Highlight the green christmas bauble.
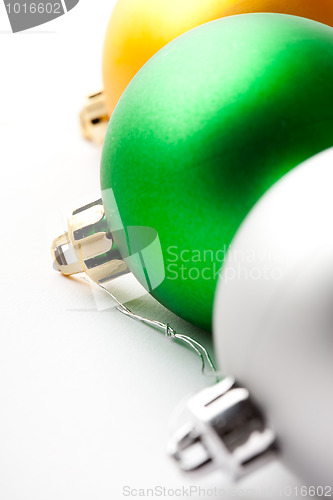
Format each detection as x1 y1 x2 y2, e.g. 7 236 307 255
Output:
101 13 333 331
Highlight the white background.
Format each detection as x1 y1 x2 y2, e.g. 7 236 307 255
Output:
0 1 312 499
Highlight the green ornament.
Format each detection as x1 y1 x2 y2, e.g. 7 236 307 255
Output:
101 13 333 331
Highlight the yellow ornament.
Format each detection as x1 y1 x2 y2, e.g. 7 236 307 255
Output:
102 0 333 116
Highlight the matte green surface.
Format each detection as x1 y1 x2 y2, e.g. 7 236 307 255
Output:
101 14 333 331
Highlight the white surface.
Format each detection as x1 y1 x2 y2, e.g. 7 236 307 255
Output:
0 2 312 499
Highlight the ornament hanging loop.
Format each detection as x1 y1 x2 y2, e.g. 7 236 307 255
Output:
80 91 109 144
51 199 129 283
